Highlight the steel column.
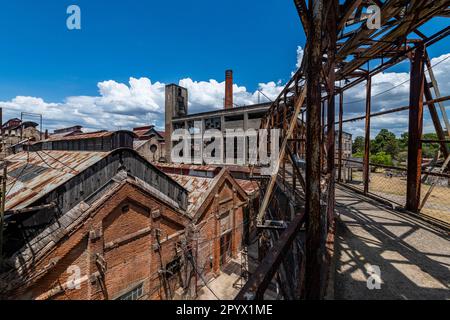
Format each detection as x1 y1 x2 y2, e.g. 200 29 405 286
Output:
363 76 372 194
304 0 326 300
406 44 425 212
338 91 344 182
326 0 337 228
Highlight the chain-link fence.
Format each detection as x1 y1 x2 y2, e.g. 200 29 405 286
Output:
420 172 450 224
339 158 450 225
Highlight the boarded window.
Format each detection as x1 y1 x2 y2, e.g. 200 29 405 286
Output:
220 212 232 234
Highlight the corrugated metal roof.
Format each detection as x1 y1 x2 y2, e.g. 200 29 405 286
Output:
168 174 215 216
133 140 148 150
235 179 259 196
133 129 151 138
167 171 258 216
49 130 111 141
47 131 80 141
44 130 137 143
4 150 111 211
157 163 219 172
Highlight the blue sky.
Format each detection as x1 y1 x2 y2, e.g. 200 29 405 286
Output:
0 0 304 102
0 1 448 135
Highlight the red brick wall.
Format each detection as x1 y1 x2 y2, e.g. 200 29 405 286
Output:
7 176 253 300
9 182 187 300
193 179 247 283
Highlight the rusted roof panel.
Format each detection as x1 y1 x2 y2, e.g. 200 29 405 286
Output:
168 174 216 216
236 179 259 196
48 130 111 141
133 129 150 138
4 150 111 211
133 140 148 150
44 130 137 143
157 163 219 172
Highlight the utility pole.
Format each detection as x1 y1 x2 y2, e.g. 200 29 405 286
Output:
155 229 171 300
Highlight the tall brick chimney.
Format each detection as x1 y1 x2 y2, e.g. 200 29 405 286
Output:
225 70 233 109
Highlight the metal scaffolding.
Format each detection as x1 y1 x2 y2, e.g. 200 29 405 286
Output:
236 0 450 300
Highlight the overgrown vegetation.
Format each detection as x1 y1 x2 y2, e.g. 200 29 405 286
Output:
352 129 440 166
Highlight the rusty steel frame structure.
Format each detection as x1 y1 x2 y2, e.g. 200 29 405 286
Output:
236 0 450 300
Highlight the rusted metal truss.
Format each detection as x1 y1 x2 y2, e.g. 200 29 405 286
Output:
236 0 450 300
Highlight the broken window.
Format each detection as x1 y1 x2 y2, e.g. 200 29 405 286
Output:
116 283 144 300
220 211 232 235
165 256 182 279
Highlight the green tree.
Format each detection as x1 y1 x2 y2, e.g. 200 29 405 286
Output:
399 132 408 149
370 151 393 166
353 136 365 155
371 129 399 158
422 133 440 158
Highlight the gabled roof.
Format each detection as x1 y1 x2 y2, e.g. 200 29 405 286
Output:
3 149 186 213
9 121 39 131
0 171 190 296
4 150 111 211
133 126 165 141
168 168 249 222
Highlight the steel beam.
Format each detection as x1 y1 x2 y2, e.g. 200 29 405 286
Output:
235 212 306 300
424 84 449 159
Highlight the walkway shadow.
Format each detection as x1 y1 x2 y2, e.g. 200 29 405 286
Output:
334 188 450 300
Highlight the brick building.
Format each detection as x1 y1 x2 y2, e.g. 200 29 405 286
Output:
167 168 258 286
1 118 42 156
132 126 166 163
0 132 258 300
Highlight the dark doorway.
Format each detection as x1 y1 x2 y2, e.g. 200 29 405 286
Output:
220 232 232 267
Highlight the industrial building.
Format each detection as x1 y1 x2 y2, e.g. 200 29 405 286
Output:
0 118 43 156
164 70 273 164
1 0 449 302
0 131 258 300
132 125 167 163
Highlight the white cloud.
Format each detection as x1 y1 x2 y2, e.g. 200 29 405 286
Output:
340 53 450 138
0 76 285 132
291 46 304 76
0 48 448 137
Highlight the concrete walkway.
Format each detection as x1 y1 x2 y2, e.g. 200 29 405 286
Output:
334 187 450 300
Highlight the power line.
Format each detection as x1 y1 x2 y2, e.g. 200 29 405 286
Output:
37 149 78 174
343 55 450 105
5 152 31 197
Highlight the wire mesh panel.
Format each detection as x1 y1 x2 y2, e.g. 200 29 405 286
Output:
368 164 407 207
420 173 450 224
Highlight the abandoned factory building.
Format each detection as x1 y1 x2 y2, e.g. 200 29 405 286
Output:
0 131 258 300
164 70 273 164
132 125 167 163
